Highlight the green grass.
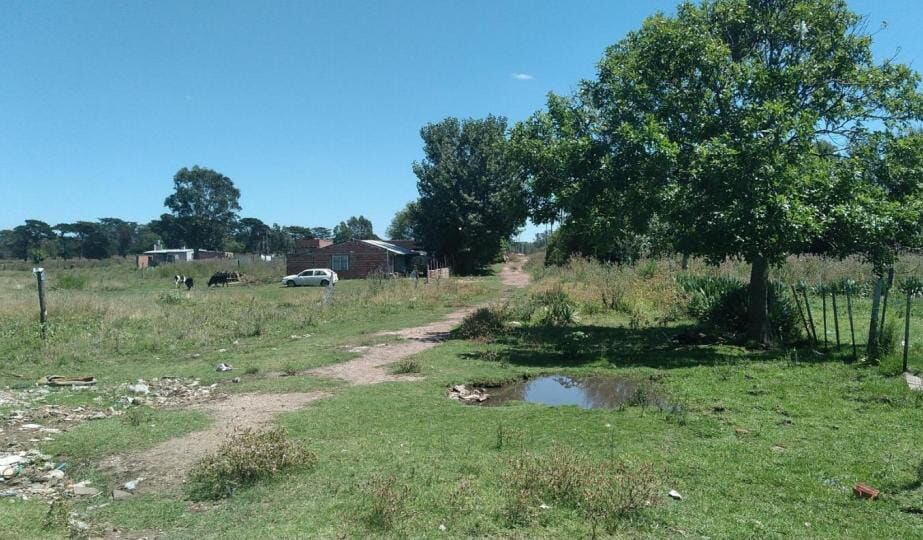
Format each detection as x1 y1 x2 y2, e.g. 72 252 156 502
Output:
2 254 923 538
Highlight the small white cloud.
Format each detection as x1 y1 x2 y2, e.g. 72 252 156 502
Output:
511 72 534 81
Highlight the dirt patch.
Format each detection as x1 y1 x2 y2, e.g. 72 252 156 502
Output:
307 306 473 385
499 256 531 288
99 392 325 493
308 259 531 385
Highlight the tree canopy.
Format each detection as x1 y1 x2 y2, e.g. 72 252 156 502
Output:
386 202 420 241
164 166 241 251
515 0 922 344
412 116 527 274
333 216 377 243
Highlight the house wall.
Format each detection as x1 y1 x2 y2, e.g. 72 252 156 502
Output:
287 240 393 279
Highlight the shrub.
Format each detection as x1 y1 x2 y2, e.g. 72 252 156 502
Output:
54 274 88 290
185 428 316 501
677 276 801 342
502 445 659 531
531 287 576 327
389 359 421 374
454 305 509 341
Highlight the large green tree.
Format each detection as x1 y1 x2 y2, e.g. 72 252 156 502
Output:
164 166 241 251
519 0 921 344
386 202 420 241
8 220 55 261
235 217 271 253
413 116 527 273
333 216 376 243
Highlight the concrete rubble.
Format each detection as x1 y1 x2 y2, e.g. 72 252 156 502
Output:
1 376 223 502
447 384 489 403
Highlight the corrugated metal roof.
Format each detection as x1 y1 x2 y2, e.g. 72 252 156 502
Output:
143 249 194 255
360 239 417 255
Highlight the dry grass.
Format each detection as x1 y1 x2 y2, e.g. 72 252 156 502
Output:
185 427 316 501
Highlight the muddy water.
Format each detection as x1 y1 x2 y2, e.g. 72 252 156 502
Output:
482 375 663 409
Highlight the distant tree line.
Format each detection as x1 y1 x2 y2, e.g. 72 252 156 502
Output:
0 165 374 262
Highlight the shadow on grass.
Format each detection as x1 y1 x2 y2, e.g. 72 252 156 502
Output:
475 323 859 371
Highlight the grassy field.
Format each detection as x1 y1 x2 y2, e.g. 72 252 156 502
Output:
2 254 922 538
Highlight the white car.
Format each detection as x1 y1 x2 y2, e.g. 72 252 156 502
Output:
282 268 338 287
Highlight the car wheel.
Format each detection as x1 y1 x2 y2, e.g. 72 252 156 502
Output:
286 280 296 287
320 279 330 287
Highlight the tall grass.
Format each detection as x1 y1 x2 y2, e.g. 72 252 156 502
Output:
0 260 491 375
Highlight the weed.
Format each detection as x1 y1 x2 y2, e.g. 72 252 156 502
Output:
359 473 411 531
493 422 525 451
501 445 660 532
54 274 88 290
532 287 576 327
185 427 316 501
282 363 300 376
121 405 150 427
390 358 421 374
42 499 69 531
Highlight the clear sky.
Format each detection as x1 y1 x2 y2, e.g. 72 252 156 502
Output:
1 0 920 240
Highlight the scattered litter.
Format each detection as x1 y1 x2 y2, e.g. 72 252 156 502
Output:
853 484 879 500
218 348 227 353
232 377 241 384
904 372 923 391
128 382 150 394
72 484 100 497
438 523 447 532
123 478 141 491
447 384 489 403
668 489 683 500
539 503 551 509
216 363 234 372
36 375 97 387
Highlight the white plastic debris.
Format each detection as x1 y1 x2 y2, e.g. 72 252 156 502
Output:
668 489 683 500
128 382 150 394
215 363 234 372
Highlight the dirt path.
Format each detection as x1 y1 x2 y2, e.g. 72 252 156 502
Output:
307 255 531 385
98 258 530 493
99 392 326 493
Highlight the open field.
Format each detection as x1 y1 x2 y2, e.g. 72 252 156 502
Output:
1 254 922 538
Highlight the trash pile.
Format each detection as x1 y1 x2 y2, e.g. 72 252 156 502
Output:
0 449 70 500
118 377 224 407
447 384 489 403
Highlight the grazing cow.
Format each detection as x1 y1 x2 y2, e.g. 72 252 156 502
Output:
184 277 194 290
208 271 230 287
174 275 187 289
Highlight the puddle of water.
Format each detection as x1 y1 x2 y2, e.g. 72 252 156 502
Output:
482 375 663 409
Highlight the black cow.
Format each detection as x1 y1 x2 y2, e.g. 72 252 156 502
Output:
208 271 230 287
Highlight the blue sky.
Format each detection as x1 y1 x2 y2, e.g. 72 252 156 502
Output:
1 0 920 241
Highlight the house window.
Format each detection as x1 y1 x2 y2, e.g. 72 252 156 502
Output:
331 255 349 271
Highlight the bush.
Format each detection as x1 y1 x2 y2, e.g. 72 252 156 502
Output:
677 276 801 342
185 428 316 501
502 445 659 531
389 359 421 374
453 305 509 341
531 287 576 327
54 274 88 290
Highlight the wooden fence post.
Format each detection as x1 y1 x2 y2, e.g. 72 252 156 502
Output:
831 291 841 347
846 283 857 361
904 290 913 373
867 278 883 359
33 267 47 339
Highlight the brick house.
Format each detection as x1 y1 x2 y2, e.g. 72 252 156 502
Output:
286 239 426 279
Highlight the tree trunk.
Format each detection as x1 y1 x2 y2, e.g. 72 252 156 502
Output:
747 256 772 346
